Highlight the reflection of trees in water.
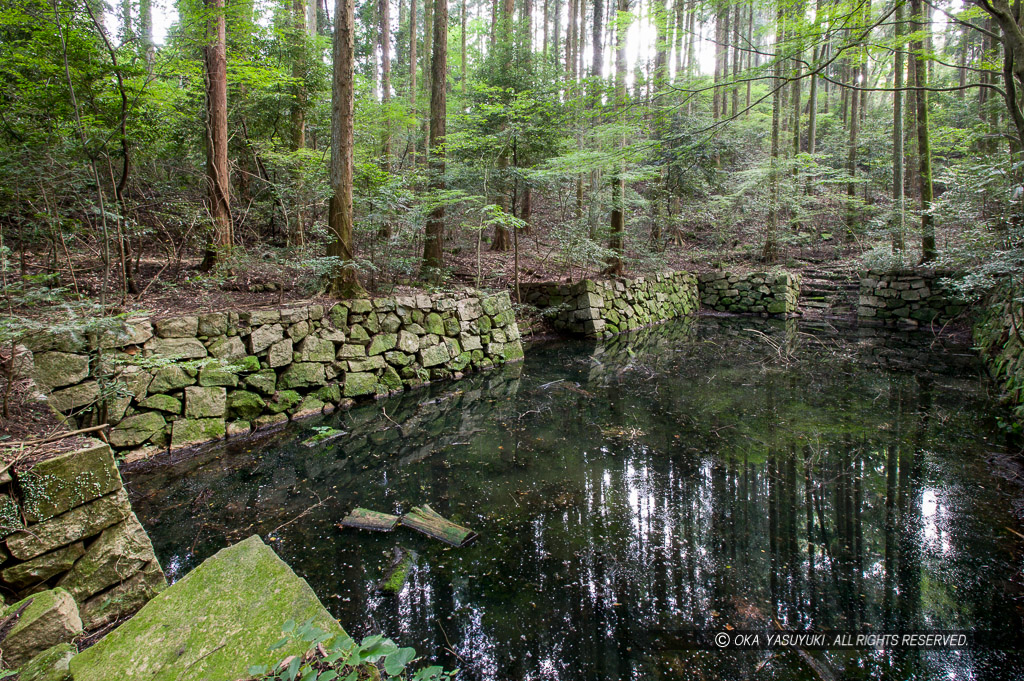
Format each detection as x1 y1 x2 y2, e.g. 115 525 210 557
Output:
129 318 1021 680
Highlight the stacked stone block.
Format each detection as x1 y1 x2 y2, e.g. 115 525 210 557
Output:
697 271 801 316
857 269 963 326
25 290 523 459
520 271 699 338
0 442 166 636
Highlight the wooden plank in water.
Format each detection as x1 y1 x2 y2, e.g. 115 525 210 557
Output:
337 507 400 532
401 504 477 547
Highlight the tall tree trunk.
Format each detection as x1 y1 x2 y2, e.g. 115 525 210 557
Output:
290 0 309 247
846 62 860 234
568 0 578 82
328 0 365 296
592 0 604 81
490 0 516 251
409 0 417 165
422 0 433 155
139 0 154 62
200 0 232 271
910 0 935 261
422 0 448 278
892 0 905 252
731 2 740 117
653 0 668 92
762 5 782 263
606 0 629 275
461 0 468 92
673 0 684 79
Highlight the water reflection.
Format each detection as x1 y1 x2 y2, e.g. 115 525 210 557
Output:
127 317 1024 680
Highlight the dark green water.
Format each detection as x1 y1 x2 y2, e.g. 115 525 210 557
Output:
128 317 1024 681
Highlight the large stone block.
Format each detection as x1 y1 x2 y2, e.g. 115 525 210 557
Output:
17 443 122 523
7 489 132 561
170 418 226 449
32 352 90 391
154 316 198 338
207 336 246 360
79 560 167 630
367 333 397 356
47 381 99 413
248 324 284 354
266 338 293 368
144 337 207 360
69 536 344 681
184 386 226 418
244 370 277 395
1 542 85 590
149 365 195 393
420 343 450 367
198 362 238 387
197 313 228 337
57 514 159 602
296 336 334 362
343 372 378 397
228 390 266 420
278 362 325 389
3 588 83 668
109 411 167 448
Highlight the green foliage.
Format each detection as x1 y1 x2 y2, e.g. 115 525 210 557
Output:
247 619 455 681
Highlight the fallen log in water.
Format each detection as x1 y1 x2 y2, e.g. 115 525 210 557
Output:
337 507 400 532
401 504 478 547
377 546 417 593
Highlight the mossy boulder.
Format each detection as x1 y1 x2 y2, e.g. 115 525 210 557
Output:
265 390 302 415
69 536 344 681
343 372 377 397
3 588 82 668
170 418 226 449
139 394 182 415
228 390 266 420
16 642 76 681
244 369 277 395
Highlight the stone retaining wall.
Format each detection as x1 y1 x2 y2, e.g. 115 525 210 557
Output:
857 269 963 326
519 271 699 338
0 441 166 638
697 271 801 316
25 291 523 459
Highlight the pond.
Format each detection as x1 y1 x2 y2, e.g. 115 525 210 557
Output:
127 316 1024 681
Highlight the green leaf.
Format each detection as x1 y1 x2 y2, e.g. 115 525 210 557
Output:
384 647 416 676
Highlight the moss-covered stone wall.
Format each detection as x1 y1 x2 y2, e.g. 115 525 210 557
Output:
697 271 801 316
25 290 523 459
519 271 699 338
0 441 166 634
857 269 963 327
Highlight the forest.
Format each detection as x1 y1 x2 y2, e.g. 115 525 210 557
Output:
4 0 1024 308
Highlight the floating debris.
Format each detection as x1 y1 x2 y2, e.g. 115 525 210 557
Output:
377 546 417 594
337 507 400 532
301 427 347 447
402 504 478 547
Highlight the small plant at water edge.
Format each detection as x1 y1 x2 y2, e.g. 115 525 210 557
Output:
248 619 457 681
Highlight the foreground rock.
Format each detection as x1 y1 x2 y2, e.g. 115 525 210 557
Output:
2 588 82 668
70 535 345 681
